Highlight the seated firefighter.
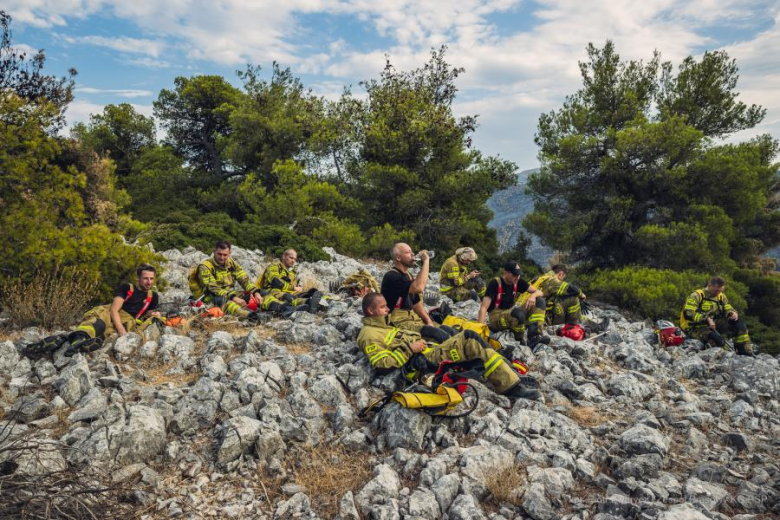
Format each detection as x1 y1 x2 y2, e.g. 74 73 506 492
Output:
23 264 163 358
477 261 550 349
681 276 756 357
358 293 541 400
528 264 584 325
189 241 265 321
257 249 324 313
439 247 486 302
381 243 455 343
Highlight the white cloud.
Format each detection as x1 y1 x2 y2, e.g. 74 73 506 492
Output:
75 87 153 97
64 99 154 128
12 43 40 56
126 57 172 68
67 35 166 57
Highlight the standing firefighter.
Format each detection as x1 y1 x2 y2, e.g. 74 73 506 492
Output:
439 247 486 302
477 261 550 349
358 293 541 400
257 249 324 313
23 264 162 358
189 241 264 321
681 276 756 357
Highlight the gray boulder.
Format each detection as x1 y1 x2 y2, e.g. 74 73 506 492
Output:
620 424 670 457
448 493 486 520
113 332 141 361
216 416 262 463
116 406 167 465
355 464 400 516
377 403 432 450
408 488 441 519
657 503 710 520
53 355 93 406
683 477 729 511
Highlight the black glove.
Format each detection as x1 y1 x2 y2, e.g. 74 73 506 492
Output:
401 353 437 380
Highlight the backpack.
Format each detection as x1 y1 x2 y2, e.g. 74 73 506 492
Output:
188 259 213 298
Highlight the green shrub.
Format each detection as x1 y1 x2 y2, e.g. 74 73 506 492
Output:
365 223 417 259
579 266 748 321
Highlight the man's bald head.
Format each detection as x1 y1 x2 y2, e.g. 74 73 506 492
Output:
391 242 415 268
281 249 298 268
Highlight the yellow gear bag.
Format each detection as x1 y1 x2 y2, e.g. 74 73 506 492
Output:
442 315 503 351
391 385 463 415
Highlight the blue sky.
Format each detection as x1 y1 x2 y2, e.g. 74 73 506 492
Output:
5 0 780 171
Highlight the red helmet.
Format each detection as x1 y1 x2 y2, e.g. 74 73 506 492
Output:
246 298 259 312
655 320 684 347
557 324 586 341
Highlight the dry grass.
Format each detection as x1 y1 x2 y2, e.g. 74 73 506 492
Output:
289 444 373 517
133 361 201 388
0 268 98 330
562 405 613 428
51 407 72 439
284 342 313 355
485 462 527 506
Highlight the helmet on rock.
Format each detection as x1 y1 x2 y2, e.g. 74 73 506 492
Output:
557 324 585 341
655 320 684 347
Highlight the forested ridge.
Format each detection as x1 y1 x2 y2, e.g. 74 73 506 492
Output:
0 12 778 351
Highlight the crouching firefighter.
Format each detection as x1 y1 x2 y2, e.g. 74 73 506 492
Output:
189 240 266 321
680 276 756 357
22 264 163 359
439 247 486 302
256 249 325 313
477 261 550 350
358 293 542 401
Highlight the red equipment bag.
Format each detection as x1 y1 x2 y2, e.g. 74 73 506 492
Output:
557 324 586 341
655 320 684 346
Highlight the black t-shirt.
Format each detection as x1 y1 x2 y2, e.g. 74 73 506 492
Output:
114 283 160 317
484 277 530 312
381 268 421 310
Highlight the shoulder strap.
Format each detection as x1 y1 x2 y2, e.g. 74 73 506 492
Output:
494 277 503 305
125 282 134 299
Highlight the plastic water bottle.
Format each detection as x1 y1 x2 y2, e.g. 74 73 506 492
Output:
414 250 435 260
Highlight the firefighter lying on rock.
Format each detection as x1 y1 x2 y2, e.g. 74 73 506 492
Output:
22 264 163 358
358 293 542 400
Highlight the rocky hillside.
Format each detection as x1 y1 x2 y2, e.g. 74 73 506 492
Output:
1 246 779 519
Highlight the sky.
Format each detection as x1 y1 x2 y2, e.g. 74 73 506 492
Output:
4 0 780 171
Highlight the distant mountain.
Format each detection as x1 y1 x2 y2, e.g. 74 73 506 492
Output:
487 168 554 266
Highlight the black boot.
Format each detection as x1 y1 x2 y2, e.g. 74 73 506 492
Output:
504 383 543 401
307 291 323 313
64 332 103 356
735 342 757 358
528 324 550 351
21 334 68 359
247 312 271 324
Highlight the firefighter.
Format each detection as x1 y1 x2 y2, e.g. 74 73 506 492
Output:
681 276 756 357
22 264 163 358
381 243 455 343
477 261 550 349
190 240 264 320
256 249 324 312
528 264 584 325
358 293 541 400
439 247 486 302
